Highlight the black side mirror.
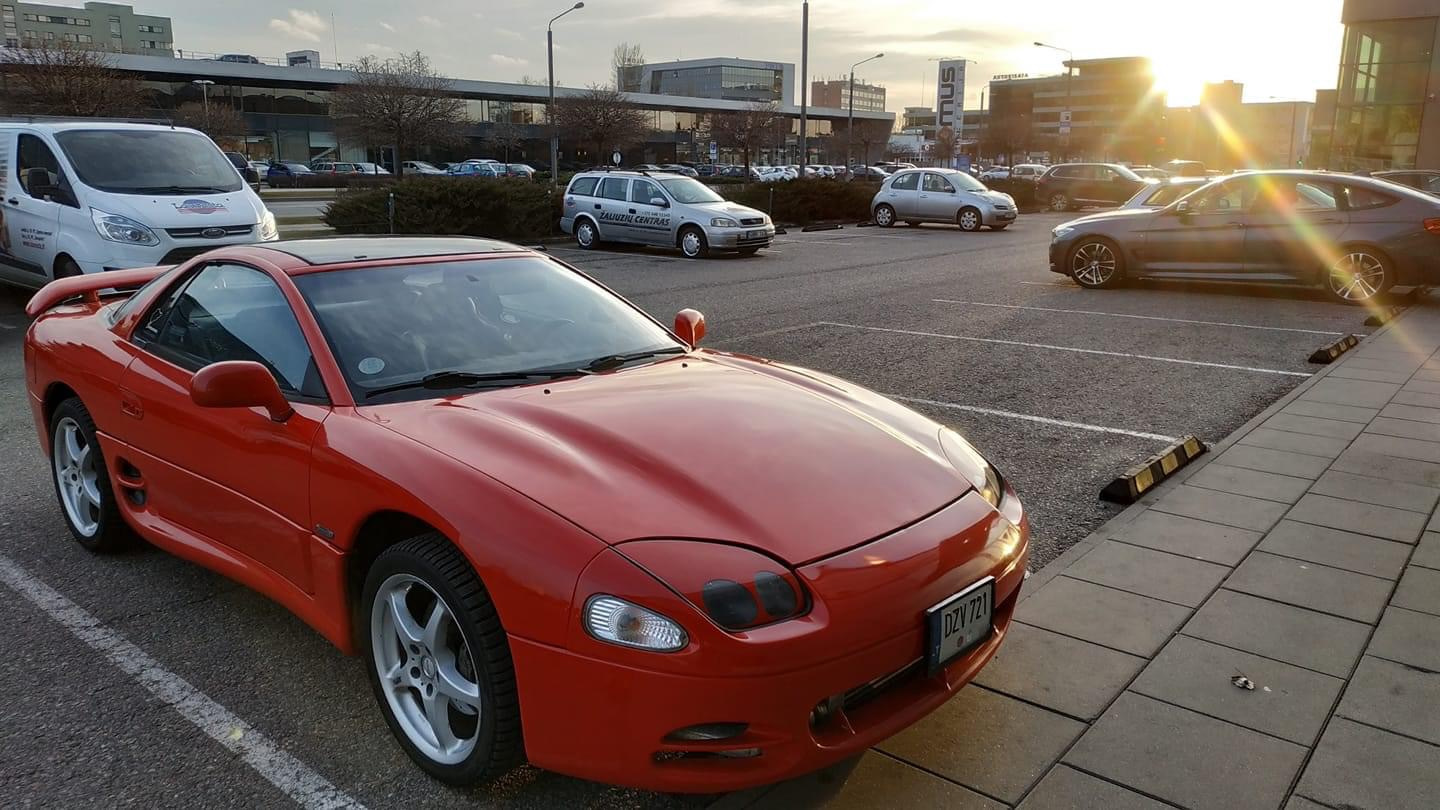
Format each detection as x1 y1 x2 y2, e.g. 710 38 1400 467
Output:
26 167 55 198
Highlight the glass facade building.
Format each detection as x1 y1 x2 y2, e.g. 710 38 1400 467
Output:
617 58 796 107
1332 13 1437 169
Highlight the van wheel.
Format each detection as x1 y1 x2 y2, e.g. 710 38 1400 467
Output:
679 226 709 259
55 257 83 280
573 218 599 250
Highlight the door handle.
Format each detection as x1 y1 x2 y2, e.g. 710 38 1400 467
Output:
5 198 16 205
628 208 637 214
120 390 144 419
594 204 602 210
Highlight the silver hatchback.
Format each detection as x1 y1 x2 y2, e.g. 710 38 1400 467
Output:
560 170 775 258
872 168 1018 231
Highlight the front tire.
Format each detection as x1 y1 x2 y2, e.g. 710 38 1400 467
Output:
1049 193 1073 212
957 207 982 232
1069 238 1124 288
49 399 130 552
55 256 83 280
679 226 709 258
573 218 599 250
1325 247 1393 305
362 534 524 785
874 204 896 228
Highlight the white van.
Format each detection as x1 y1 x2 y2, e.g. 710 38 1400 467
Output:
0 122 278 289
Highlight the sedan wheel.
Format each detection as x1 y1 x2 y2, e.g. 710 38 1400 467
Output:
1070 239 1122 288
363 534 523 784
1326 250 1391 305
49 399 129 552
874 204 896 227
679 227 708 258
1049 193 1071 212
957 207 982 232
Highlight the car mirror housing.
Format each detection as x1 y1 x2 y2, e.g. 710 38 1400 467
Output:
674 308 706 346
650 197 669 207
1175 200 1191 215
190 361 294 423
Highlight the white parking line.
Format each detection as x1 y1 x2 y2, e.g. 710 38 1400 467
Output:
890 395 1179 442
817 321 1312 377
711 322 826 345
932 299 1349 336
1018 280 1072 287
0 554 365 810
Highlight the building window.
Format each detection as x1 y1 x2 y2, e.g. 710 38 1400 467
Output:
1332 17 1437 170
137 24 163 33
43 31 53 40
78 33 91 43
109 16 120 35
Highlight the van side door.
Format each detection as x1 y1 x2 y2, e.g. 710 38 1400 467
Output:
1 130 67 283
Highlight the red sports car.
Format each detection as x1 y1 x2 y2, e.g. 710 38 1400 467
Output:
23 237 1029 792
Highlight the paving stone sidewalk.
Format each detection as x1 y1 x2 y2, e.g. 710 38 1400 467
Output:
715 299 1440 810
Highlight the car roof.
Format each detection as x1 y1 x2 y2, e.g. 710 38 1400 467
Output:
573 170 682 178
257 237 526 268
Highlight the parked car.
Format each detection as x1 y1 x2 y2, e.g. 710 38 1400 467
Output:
311 162 360 175
1129 166 1171 180
1369 169 1440 197
448 162 504 178
695 164 719 177
872 168 1018 231
225 151 261 184
1048 170 1440 304
401 160 447 176
0 122 277 288
849 166 890 181
659 164 699 178
23 235 1027 792
831 165 850 180
1009 164 1047 183
215 53 262 64
561 170 774 258
247 160 271 179
503 163 537 179
979 166 1010 181
1120 175 1212 209
265 162 316 187
1163 159 1208 177
353 162 391 175
1036 163 1152 211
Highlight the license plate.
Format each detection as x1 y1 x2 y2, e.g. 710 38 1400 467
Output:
746 229 765 239
925 577 994 673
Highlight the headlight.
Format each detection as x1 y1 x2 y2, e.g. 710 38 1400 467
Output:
938 428 1004 509
258 211 278 241
620 540 807 631
91 209 159 246
583 595 688 652
710 217 740 228
1052 225 1076 240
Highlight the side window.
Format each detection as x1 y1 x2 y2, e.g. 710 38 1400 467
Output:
16 133 61 192
1192 180 1250 213
1343 185 1397 211
890 172 919 191
1098 167 1119 181
630 179 663 204
1251 178 1338 213
144 264 322 399
922 173 955 193
568 176 599 196
599 177 630 201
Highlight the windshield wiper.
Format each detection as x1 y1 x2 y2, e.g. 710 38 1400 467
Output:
131 185 234 194
364 369 582 399
582 346 688 373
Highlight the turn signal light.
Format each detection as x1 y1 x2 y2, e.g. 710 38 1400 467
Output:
1425 218 1440 235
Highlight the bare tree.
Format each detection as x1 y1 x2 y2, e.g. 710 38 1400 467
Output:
486 119 525 164
0 41 146 117
852 118 894 167
710 101 783 175
931 125 957 166
612 42 645 89
329 51 468 177
172 102 248 150
552 85 651 166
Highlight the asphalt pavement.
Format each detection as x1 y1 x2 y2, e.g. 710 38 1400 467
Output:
0 215 1381 808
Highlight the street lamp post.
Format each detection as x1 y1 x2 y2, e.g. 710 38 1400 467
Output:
547 2 584 189
799 0 808 173
1034 41 1074 160
191 79 214 115
847 52 883 170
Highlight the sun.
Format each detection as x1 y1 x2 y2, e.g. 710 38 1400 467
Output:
1150 50 1210 107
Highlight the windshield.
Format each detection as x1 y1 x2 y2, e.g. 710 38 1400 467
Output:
949 172 987 192
293 256 683 403
55 130 244 194
659 177 724 204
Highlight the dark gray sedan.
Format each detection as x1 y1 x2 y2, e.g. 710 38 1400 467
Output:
1048 171 1440 304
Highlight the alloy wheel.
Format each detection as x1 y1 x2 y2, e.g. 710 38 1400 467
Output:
1050 194 1070 212
1328 252 1386 302
371 573 483 766
53 416 101 537
1071 241 1118 287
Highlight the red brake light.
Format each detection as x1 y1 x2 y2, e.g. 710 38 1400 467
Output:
1425 218 1440 235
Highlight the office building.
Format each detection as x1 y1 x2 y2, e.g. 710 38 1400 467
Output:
3 1 171 55
616 57 794 107
1331 0 1440 169
810 78 885 113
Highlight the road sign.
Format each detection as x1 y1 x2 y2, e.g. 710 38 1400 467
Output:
709 141 718 161
1059 110 1072 124
611 150 622 166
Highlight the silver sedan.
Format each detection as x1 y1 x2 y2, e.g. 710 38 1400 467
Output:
872 168 1018 231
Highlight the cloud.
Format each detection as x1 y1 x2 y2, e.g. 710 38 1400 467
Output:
418 15 441 26
267 9 327 43
363 42 398 54
379 21 395 32
490 54 528 67
494 27 522 40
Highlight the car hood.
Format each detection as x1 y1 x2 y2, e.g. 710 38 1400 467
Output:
1063 207 1160 228
688 201 769 219
88 190 270 228
369 352 970 564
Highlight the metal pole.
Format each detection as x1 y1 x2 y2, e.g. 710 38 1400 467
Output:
799 0 808 173
846 69 854 169
1064 60 1073 161
548 27 557 188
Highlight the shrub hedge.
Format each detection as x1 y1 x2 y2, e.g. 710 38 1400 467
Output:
323 178 560 242
721 179 875 223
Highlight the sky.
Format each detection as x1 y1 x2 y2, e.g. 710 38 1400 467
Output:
135 0 1344 110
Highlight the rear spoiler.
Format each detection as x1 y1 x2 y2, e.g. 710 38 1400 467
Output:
25 265 172 318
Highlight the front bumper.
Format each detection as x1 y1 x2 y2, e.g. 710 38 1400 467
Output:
1048 232 1082 275
74 230 273 275
984 207 1018 226
706 224 776 252
511 490 1029 793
